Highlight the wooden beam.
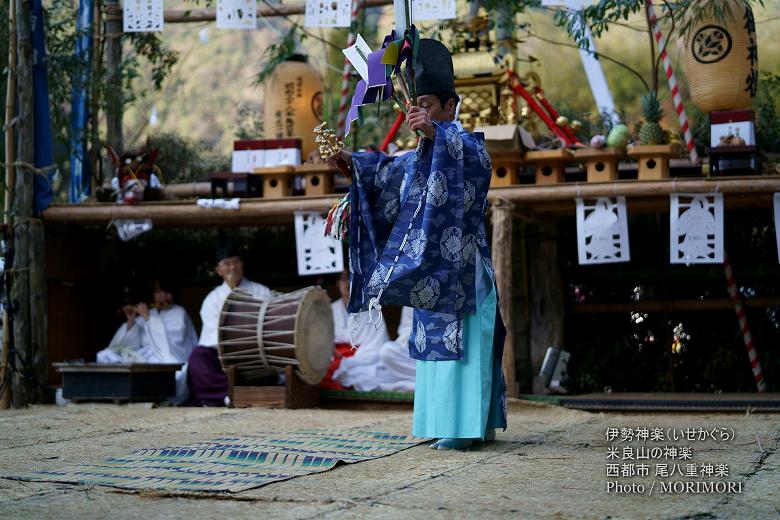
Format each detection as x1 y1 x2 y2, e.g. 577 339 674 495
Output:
491 199 516 397
43 196 341 227
487 177 780 205
162 0 391 23
43 177 780 228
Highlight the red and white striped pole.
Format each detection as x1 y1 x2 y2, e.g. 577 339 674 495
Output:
336 0 360 136
646 1 699 164
723 253 767 392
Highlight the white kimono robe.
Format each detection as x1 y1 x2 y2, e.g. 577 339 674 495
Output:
97 304 198 405
198 278 272 347
332 303 416 392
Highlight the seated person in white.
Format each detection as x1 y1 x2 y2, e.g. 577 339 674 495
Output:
97 295 146 364
187 241 271 406
323 270 389 389
97 282 198 405
332 271 416 392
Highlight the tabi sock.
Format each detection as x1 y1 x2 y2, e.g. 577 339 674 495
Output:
428 438 475 451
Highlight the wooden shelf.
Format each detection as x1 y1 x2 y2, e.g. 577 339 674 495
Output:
42 176 780 227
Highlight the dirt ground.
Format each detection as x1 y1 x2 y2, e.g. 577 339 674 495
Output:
0 400 778 519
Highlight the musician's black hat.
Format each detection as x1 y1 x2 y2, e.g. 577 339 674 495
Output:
215 233 240 263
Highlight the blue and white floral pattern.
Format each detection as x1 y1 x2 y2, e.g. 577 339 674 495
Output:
404 228 427 260
426 171 448 207
414 322 427 353
410 276 440 309
349 121 493 362
442 320 462 353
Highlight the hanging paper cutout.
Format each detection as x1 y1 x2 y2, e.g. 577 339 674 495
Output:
412 0 455 21
216 0 256 30
123 0 164 33
304 0 351 27
670 193 724 264
575 196 630 264
774 193 780 263
294 212 344 276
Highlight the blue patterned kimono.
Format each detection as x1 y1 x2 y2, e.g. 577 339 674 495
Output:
348 121 508 435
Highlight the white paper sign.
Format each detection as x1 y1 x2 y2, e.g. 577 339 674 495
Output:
123 0 164 33
216 0 256 30
670 193 724 264
294 212 344 276
575 196 630 264
412 0 456 21
774 193 780 263
304 0 352 27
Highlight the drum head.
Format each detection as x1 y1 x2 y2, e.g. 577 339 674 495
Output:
294 287 334 384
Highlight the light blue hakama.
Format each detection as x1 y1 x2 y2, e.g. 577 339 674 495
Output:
412 256 505 440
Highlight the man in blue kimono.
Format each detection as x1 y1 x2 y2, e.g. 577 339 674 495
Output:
331 39 507 450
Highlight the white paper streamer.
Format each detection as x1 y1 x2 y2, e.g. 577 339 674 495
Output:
123 0 164 33
670 193 724 264
294 212 344 276
342 34 372 83
304 0 352 27
216 0 256 30
575 196 630 264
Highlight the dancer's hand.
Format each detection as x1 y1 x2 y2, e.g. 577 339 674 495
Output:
406 106 435 140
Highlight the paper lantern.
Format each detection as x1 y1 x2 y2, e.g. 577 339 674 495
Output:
263 56 323 160
685 1 758 113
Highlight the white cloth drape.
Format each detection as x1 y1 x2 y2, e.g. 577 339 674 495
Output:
333 303 416 392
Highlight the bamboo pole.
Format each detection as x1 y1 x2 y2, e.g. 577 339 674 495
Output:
1 0 17 410
491 199 517 397
11 0 34 407
162 0 391 23
104 0 123 156
89 0 103 191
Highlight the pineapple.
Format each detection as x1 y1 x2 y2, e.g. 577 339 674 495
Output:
639 91 666 145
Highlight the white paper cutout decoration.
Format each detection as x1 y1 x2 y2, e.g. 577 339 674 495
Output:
216 0 256 30
294 211 344 276
575 196 630 264
670 193 724 264
412 0 456 21
304 0 352 27
123 0 164 33
774 193 780 263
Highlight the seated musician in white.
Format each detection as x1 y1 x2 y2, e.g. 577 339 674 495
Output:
321 270 389 390
186 241 271 406
96 282 198 405
331 271 416 392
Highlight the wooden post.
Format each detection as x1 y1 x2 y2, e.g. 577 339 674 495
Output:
528 220 565 394
89 0 103 190
10 0 35 406
491 199 517 397
1 0 18 410
104 0 123 155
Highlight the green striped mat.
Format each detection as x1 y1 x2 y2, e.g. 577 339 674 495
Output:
3 428 427 493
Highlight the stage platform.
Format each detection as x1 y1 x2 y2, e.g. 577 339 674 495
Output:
531 393 780 413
